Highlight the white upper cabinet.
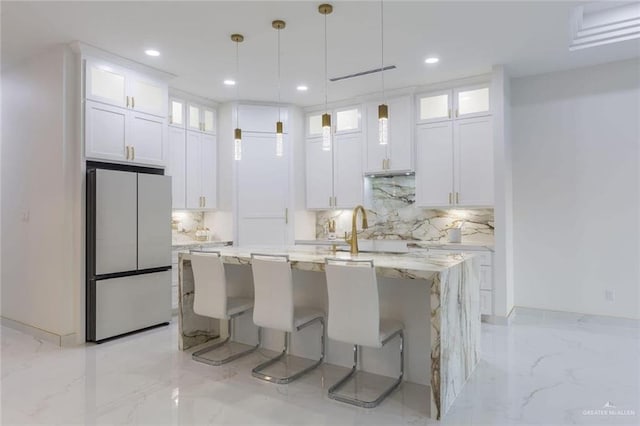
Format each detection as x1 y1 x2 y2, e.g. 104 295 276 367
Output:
365 95 413 173
167 126 186 209
417 90 451 124
304 106 364 209
129 73 167 117
84 57 168 167
169 98 185 128
454 116 493 206
415 122 454 207
185 131 217 210
86 61 127 108
186 102 216 134
455 85 490 119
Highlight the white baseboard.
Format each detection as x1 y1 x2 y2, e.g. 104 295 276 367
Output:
1 316 78 347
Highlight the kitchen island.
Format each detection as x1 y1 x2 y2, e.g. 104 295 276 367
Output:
177 246 480 419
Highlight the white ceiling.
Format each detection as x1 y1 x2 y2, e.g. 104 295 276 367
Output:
2 1 639 107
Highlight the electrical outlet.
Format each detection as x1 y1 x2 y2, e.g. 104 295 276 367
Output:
605 289 615 302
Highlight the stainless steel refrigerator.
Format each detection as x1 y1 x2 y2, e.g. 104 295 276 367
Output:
86 164 172 342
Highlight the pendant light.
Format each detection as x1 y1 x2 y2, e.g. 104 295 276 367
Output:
378 0 388 146
273 19 286 157
319 4 333 152
231 33 244 161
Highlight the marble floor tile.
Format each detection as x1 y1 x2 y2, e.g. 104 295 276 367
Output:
2 309 638 425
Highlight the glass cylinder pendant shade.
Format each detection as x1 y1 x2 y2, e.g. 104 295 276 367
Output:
321 113 332 151
378 103 388 145
234 128 242 161
275 121 284 157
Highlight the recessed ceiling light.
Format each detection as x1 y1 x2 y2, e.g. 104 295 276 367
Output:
297 85 308 91
145 49 160 57
224 79 236 86
424 57 439 64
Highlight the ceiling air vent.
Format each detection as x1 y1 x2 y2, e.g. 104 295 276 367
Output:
329 65 396 82
569 2 640 50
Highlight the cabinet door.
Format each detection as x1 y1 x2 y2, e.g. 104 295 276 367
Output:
202 107 216 134
168 127 186 209
137 174 172 269
364 101 388 174
454 85 490 119
201 134 217 209
305 137 333 209
94 169 138 275
127 111 166 166
417 90 452 124
387 95 413 171
129 74 167 117
454 116 493 206
85 100 127 162
169 98 185 128
187 103 202 132
85 60 127 108
415 122 454 207
333 133 363 208
185 131 203 209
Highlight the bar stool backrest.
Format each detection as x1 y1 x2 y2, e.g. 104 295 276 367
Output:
190 251 227 319
251 254 295 332
325 259 381 347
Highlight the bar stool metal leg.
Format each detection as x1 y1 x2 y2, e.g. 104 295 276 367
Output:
192 310 262 366
328 329 404 408
252 316 325 384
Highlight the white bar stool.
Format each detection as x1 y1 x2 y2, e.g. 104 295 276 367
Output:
190 250 261 366
250 253 325 384
324 258 404 408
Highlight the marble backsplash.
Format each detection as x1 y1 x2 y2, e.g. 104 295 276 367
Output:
316 176 494 244
172 211 207 243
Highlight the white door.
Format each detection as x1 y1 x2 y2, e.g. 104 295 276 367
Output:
85 59 127 108
387 95 413 171
137 173 172 269
85 100 127 162
128 73 167 117
415 122 454 207
185 131 203 209
333 132 363 208
201 134 217 209
128 111 165 166
95 169 137 275
364 101 388 174
168 127 186 209
454 116 493 206
237 133 289 246
305 137 333 209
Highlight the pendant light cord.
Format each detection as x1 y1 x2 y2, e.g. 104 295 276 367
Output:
235 39 240 128
324 12 328 113
381 0 385 103
277 27 281 122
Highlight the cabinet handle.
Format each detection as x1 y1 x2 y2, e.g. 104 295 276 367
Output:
455 108 459 118
382 159 385 170
334 196 337 207
448 108 451 119
455 192 459 204
131 96 135 109
203 196 206 208
125 146 130 160
285 208 289 224
126 96 130 108
131 146 135 161
386 158 390 169
448 192 453 204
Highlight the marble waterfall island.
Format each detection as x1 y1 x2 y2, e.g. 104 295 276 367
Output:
178 246 481 419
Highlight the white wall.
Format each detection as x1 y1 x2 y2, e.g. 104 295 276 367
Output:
512 58 640 319
1 46 81 339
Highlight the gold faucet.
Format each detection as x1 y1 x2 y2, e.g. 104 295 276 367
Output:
344 205 368 255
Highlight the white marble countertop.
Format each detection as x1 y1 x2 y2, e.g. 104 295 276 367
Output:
296 239 494 252
180 245 476 279
171 240 233 251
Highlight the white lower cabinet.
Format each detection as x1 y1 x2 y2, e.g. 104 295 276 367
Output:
305 132 363 209
85 100 166 167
